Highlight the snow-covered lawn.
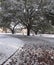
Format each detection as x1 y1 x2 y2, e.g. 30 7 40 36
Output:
0 35 24 64
36 34 54 38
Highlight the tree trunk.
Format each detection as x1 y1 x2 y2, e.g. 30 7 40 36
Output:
35 30 38 35
11 28 15 34
7 27 15 34
27 27 30 36
12 30 15 34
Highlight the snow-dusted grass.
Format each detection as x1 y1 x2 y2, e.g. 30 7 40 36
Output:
36 34 54 38
0 35 24 64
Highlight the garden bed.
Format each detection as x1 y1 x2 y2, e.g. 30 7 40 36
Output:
5 43 54 65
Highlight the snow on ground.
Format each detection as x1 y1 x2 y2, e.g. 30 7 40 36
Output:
35 34 54 38
0 33 54 64
1 33 54 38
0 35 24 64
9 34 54 49
4 34 54 65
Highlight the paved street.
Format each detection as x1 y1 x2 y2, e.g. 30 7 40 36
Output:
0 34 24 64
